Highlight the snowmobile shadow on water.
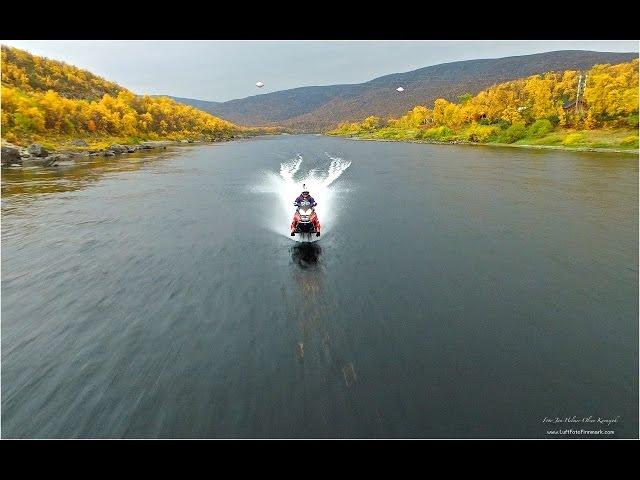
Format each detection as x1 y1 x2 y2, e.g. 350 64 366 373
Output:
290 242 322 269
287 243 360 399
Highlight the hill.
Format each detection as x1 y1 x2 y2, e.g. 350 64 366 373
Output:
327 59 639 151
1 45 124 100
1 46 273 149
170 50 637 132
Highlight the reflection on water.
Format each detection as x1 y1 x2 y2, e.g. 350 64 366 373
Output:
1 150 175 205
290 242 322 269
289 240 360 429
290 242 327 364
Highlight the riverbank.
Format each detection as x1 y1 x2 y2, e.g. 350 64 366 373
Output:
333 134 639 155
0 134 261 168
2 139 176 167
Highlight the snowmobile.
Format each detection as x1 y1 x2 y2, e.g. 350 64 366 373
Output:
290 200 321 240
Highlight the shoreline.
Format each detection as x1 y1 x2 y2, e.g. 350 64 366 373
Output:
332 135 639 155
4 133 637 168
1 135 260 168
2 140 184 167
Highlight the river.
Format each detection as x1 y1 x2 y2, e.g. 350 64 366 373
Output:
1 135 637 438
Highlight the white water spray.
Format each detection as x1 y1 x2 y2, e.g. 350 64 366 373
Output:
253 153 352 240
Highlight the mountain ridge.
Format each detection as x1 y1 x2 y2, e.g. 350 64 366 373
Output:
166 50 638 131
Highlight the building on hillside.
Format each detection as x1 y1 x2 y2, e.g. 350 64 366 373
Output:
562 98 588 114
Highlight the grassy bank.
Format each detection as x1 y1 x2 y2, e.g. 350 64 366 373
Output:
329 126 639 153
3 135 190 154
2 128 280 155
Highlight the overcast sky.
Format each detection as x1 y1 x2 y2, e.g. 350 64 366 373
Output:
2 40 637 102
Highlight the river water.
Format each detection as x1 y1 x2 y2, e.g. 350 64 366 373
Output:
1 135 637 438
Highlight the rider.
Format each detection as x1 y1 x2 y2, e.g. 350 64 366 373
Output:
294 189 317 208
291 187 321 237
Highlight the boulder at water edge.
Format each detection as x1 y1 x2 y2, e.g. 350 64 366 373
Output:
1 143 22 165
107 144 128 154
27 143 49 157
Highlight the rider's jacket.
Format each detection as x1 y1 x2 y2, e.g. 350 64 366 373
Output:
294 195 317 206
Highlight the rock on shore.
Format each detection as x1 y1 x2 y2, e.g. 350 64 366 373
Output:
107 144 128 154
1 142 150 166
2 139 199 167
26 143 49 157
1 143 22 165
2 142 73 166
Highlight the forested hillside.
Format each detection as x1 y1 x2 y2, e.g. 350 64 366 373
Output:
170 50 637 131
328 60 639 150
2 45 124 100
1 46 275 148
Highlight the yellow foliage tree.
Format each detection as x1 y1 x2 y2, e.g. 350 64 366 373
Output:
584 59 639 120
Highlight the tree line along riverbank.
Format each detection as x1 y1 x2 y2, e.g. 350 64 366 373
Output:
328 59 638 153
